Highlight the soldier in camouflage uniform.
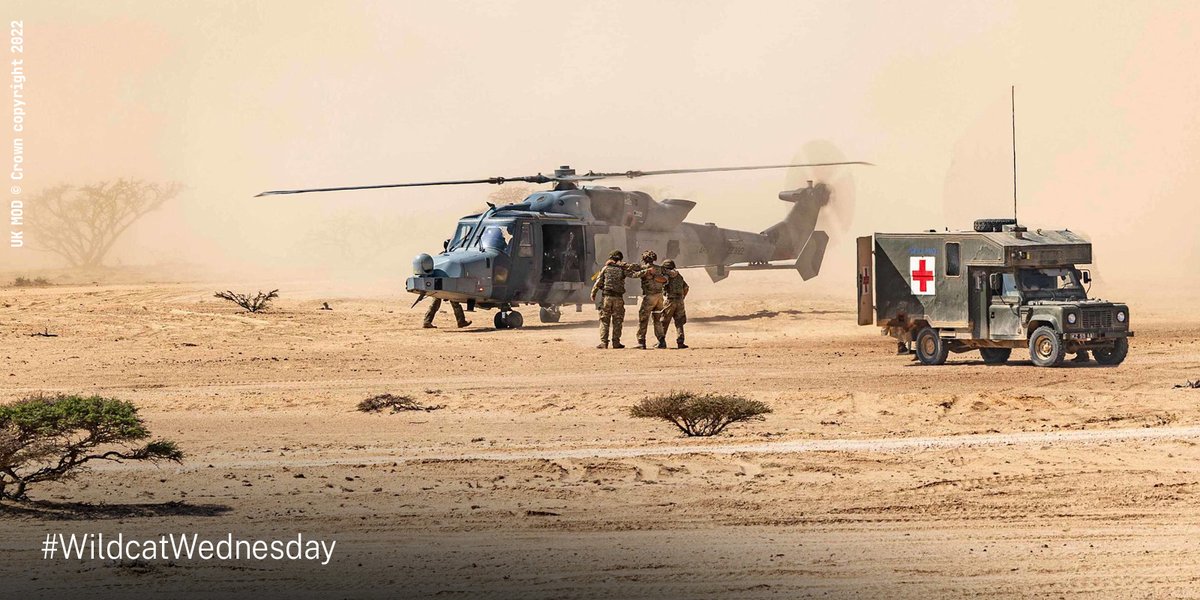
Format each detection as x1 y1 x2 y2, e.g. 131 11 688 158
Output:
631 250 669 349
423 298 471 329
590 250 635 349
660 259 689 349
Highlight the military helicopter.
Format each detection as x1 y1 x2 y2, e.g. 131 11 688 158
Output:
259 156 868 328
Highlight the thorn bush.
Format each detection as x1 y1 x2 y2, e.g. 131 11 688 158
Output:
214 289 279 313
630 391 772 437
357 394 443 413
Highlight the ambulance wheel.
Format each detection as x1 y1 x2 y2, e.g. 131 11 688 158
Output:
493 312 508 329
1093 337 1129 366
1029 326 1066 367
979 348 1012 364
915 327 949 365
539 306 561 323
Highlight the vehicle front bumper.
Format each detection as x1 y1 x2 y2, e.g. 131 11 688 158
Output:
406 276 485 302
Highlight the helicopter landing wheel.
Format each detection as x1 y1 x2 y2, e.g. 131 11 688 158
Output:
539 306 561 323
506 310 524 329
494 310 524 330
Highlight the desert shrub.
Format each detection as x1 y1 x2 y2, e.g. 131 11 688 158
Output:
630 392 772 437
10 276 51 287
214 289 279 313
0 395 183 501
357 394 443 413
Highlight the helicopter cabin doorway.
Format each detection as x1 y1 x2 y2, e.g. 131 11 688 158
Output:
541 224 585 283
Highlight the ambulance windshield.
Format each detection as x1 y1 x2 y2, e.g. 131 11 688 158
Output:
1017 268 1086 300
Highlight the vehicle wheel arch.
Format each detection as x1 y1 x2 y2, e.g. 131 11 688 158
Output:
1026 318 1059 338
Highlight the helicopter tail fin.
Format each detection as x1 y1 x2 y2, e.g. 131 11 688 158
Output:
762 183 826 262
794 230 828 280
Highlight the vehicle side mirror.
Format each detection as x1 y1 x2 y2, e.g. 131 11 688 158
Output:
1081 270 1091 284
988 273 1001 291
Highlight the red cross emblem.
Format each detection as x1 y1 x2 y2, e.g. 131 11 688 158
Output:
909 256 935 295
860 267 871 294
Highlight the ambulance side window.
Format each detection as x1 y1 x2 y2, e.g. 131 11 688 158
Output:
945 242 961 277
1001 273 1018 298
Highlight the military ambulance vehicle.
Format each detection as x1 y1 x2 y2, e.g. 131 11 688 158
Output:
856 219 1132 367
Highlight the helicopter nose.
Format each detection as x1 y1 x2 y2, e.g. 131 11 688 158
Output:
412 253 435 275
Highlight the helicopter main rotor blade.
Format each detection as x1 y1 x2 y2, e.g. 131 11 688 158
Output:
583 160 873 180
256 160 873 197
255 174 554 197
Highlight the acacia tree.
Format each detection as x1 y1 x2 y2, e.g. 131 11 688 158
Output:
0 394 183 501
29 179 182 268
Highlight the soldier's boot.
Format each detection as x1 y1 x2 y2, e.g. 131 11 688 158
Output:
676 335 687 349
612 339 626 349
596 342 608 349
423 323 437 329
636 339 647 349
451 304 468 327
655 336 667 349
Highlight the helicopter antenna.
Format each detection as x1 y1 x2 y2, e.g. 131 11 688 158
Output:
1011 85 1018 226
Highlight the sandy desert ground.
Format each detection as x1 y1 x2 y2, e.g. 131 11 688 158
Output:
3 273 1200 599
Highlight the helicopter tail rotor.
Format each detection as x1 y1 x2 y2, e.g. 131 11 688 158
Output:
758 140 859 279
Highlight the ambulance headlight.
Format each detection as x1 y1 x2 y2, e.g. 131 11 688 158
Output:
1116 311 1126 323
1066 313 1077 325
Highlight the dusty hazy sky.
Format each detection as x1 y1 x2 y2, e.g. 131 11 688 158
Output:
5 1 1198 292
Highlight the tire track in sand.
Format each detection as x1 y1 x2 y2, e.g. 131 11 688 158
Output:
193 425 1200 470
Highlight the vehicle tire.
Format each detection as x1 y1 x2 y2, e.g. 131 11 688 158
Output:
506 310 524 329
539 306 561 323
1093 337 1129 365
1028 326 1066 367
979 347 1012 364
493 312 508 329
915 327 949 365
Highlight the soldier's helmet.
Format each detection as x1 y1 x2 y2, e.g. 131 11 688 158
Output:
662 259 676 269
641 250 658 264
608 250 623 261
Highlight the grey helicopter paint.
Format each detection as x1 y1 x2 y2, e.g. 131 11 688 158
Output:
259 161 868 328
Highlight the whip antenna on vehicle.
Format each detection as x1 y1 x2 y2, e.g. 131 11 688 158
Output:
1011 85 1018 226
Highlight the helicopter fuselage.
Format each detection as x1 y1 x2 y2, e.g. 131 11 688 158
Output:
406 184 828 320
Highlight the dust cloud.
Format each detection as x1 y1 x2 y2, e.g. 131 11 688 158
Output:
3 1 1197 303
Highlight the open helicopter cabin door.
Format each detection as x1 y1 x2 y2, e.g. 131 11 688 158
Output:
856 235 874 326
541 224 586 283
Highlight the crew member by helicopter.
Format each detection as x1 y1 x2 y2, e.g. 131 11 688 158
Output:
423 298 470 329
631 250 669 349
660 259 689 349
590 250 636 349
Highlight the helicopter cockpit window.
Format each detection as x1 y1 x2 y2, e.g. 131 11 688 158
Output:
480 225 513 253
448 223 473 250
